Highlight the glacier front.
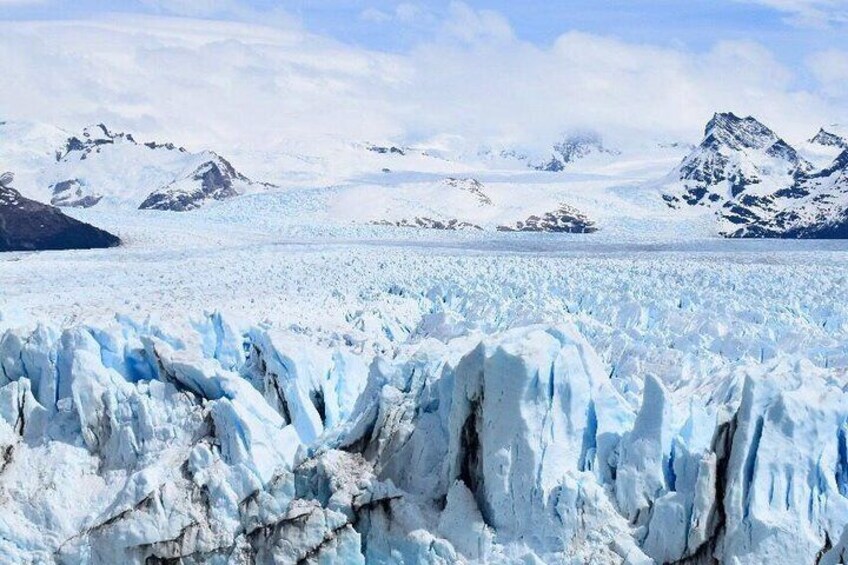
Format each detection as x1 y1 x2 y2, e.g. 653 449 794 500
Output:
2 303 848 564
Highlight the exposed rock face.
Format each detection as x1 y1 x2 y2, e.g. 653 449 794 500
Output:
50 179 102 208
810 127 848 149
372 217 483 230
498 203 597 233
443 177 492 206
139 155 253 212
0 172 119 252
665 113 848 238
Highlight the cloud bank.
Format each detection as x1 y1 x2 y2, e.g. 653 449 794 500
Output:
0 4 843 154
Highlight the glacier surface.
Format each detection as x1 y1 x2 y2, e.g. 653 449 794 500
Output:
3 229 848 563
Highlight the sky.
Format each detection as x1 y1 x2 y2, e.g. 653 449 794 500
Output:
0 0 846 151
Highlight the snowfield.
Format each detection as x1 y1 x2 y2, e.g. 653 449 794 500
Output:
3 203 848 563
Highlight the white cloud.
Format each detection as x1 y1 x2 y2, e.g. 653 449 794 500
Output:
137 0 239 17
359 7 391 24
0 7 840 158
737 0 848 27
440 2 514 44
358 3 436 28
808 49 848 98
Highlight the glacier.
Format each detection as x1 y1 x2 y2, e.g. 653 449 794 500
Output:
4 112 848 564
2 302 848 564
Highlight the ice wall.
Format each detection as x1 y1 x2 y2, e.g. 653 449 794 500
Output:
0 314 846 564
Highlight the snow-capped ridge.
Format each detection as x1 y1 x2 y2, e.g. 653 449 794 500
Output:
139 152 271 212
4 121 271 211
662 112 848 238
809 126 848 149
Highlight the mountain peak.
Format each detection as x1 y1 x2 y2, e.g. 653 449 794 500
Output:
703 112 778 151
809 127 848 149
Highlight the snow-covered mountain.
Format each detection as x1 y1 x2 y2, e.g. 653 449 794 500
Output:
138 154 266 212
5 115 848 239
664 112 812 208
810 126 847 149
663 113 848 238
533 132 620 172
0 171 119 251
0 122 270 212
802 124 848 170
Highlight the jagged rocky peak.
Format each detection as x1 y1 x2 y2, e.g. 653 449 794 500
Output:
700 112 807 168
702 112 776 150
809 126 847 149
0 171 120 252
138 153 262 212
666 112 812 208
662 113 848 238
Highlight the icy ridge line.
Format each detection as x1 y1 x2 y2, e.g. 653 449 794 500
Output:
1 314 847 563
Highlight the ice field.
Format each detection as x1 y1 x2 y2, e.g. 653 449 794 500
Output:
3 204 848 563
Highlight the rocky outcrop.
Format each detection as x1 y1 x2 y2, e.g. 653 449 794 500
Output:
0 172 119 252
139 155 256 212
50 179 102 208
443 177 492 206
372 217 483 230
497 203 597 233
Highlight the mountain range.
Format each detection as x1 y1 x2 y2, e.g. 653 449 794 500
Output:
0 122 272 213
2 113 848 249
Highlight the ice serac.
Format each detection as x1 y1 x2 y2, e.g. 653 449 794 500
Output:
331 325 642 563
0 171 120 252
1 313 848 563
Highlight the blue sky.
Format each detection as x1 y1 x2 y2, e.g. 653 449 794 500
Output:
2 0 845 57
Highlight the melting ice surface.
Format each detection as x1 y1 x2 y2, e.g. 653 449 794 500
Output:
2 223 848 563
